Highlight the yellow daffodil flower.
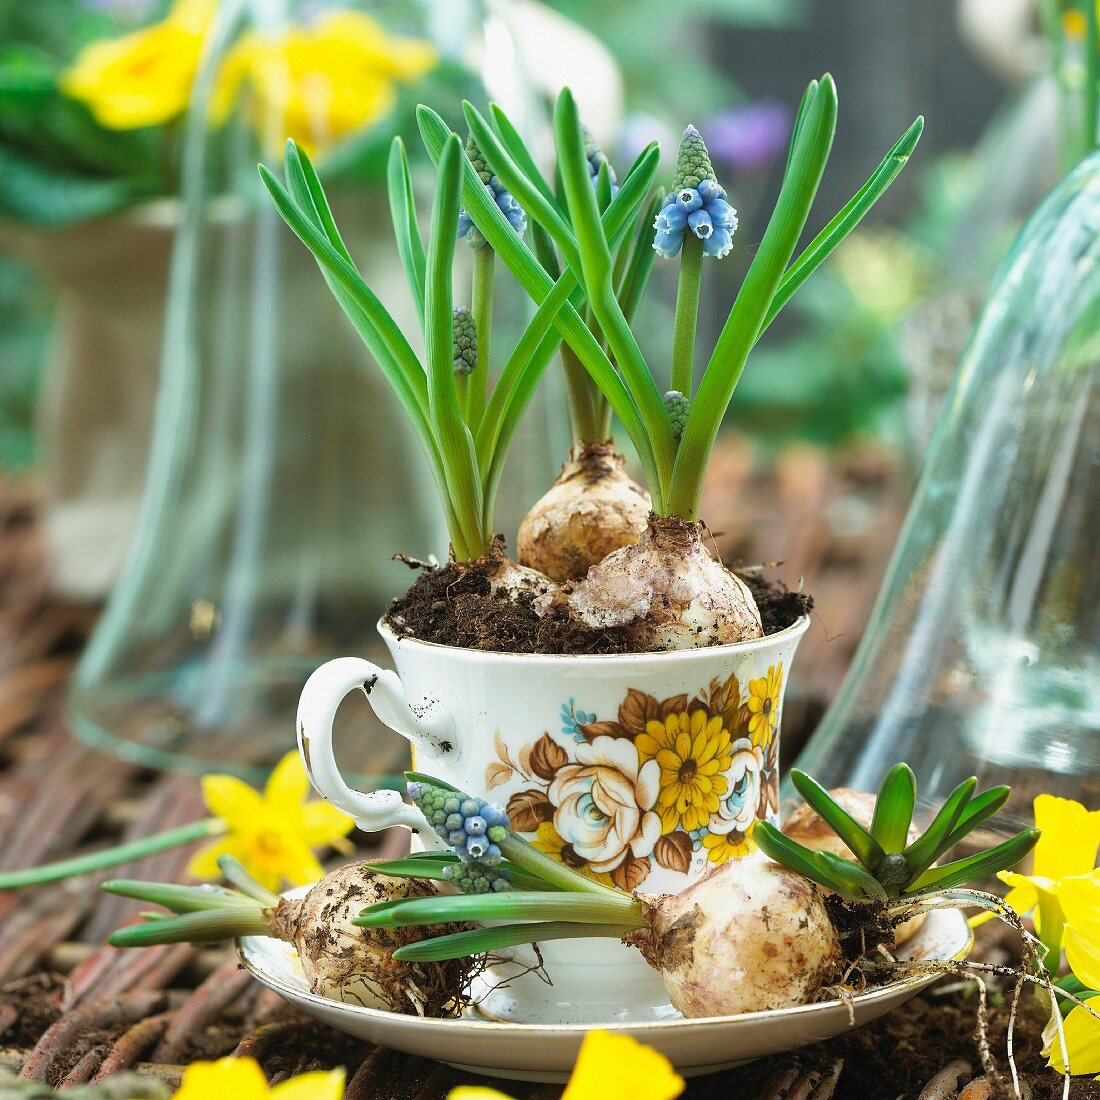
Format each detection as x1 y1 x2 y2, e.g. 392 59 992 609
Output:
975 795 1100 961
212 10 436 157
448 1030 685 1100
60 0 215 130
1045 991 1100 1077
187 751 354 892
175 1056 344 1100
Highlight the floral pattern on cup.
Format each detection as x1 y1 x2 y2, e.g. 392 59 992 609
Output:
486 663 785 891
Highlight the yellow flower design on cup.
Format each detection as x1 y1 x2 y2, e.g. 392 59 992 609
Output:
746 663 784 746
636 710 733 834
532 821 616 888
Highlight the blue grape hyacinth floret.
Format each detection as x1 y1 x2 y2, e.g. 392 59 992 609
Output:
456 135 526 249
408 780 510 864
653 125 738 260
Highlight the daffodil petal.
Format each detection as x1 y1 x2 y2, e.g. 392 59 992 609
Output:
264 751 312 813
447 1089 515 1100
562 1030 685 1100
1061 876 1100 991
276 835 326 888
1033 794 1100 883
301 800 355 846
1046 995 1100 1076
174 1057 270 1100
186 837 245 883
202 775 265 831
270 1068 345 1100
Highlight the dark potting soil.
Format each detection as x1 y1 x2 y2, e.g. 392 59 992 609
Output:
384 555 811 655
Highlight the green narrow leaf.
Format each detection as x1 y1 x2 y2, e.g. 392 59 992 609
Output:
871 764 918 852
762 116 924 330
101 880 254 914
668 75 837 519
907 829 1041 895
942 786 1011 851
259 162 461 544
387 137 427 320
489 103 562 210
789 769 884 868
393 920 626 962
596 161 614 213
901 777 976 876
616 192 663 324
108 908 270 947
416 104 663 502
464 100 578 270
423 133 487 560
369 858 556 893
753 821 856 897
553 88 675 504
355 890 638 928
814 851 889 902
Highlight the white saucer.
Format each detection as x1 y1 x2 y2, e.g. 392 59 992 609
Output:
238 906 971 1082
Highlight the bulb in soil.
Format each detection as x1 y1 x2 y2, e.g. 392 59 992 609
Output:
637 851 841 1017
783 788 926 944
517 444 650 582
561 514 763 650
266 863 471 1016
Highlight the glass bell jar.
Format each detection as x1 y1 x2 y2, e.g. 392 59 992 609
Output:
793 150 1100 834
67 0 568 780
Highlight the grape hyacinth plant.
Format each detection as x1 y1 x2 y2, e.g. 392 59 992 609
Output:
412 78 924 649
259 76 922 653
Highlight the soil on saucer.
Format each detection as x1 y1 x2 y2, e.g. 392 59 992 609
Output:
385 555 810 655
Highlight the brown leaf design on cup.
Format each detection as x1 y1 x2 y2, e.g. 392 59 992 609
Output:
610 855 651 892
617 688 661 737
529 733 568 780
506 788 554 833
577 719 629 742
653 830 693 874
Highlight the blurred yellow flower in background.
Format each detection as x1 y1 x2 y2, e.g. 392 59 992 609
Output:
175 1056 344 1100
187 750 354 891
448 1029 685 1100
212 10 437 157
60 0 215 129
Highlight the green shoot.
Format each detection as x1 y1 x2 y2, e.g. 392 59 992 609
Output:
756 765 1039 904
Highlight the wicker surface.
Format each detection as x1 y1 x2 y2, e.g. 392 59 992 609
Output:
0 455 962 1099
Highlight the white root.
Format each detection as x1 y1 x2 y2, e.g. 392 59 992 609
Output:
517 444 650 582
559 513 763 650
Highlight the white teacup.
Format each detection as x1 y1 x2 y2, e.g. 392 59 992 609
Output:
297 616 809 1023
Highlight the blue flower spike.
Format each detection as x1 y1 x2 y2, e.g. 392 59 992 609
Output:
452 306 477 376
457 135 526 249
444 861 513 894
653 125 738 260
407 780 510 865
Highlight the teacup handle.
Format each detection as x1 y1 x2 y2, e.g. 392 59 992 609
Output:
297 657 456 845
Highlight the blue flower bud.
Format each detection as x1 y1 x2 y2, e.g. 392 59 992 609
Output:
698 178 724 204
655 204 687 233
688 209 713 238
704 228 734 259
445 812 464 831
449 829 467 846
653 228 684 259
465 815 487 836
466 835 490 860
677 188 703 213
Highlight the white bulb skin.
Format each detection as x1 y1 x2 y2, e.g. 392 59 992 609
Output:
641 850 841 1018
517 444 650 583
562 513 763 651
